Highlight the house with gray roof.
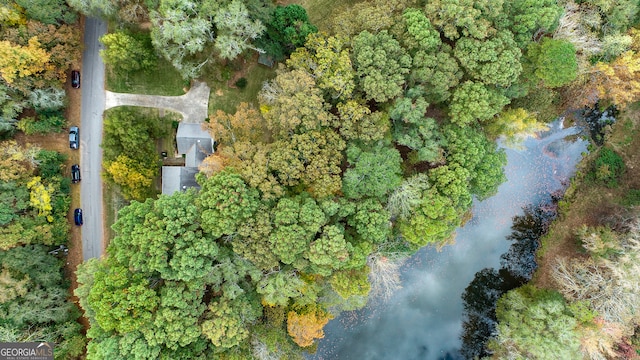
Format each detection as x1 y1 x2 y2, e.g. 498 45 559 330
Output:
162 122 214 195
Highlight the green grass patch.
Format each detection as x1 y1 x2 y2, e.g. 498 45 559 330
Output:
106 57 188 96
103 182 127 244
207 63 276 114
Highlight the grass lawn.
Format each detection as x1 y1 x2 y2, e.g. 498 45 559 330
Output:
105 57 188 96
207 61 276 115
103 183 127 244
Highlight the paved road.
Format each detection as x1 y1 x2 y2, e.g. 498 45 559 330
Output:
80 17 107 260
105 81 210 123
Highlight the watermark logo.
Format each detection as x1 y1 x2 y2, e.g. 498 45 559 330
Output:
0 342 53 360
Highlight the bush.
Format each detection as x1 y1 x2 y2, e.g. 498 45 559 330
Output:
593 147 625 187
235 77 248 89
17 114 67 135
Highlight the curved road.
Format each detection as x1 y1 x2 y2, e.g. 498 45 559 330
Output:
80 18 107 260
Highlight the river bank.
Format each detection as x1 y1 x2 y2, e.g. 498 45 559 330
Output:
534 104 640 291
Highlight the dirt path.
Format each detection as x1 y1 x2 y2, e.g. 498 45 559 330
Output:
105 80 210 123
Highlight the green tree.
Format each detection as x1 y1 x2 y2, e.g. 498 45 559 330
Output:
268 129 345 198
351 30 411 103
336 100 389 142
258 4 317 59
410 45 463 103
145 281 207 350
401 8 441 53
259 69 334 138
201 293 262 350
87 261 159 333
0 245 85 359
449 81 510 125
500 0 563 47
399 186 462 246
213 0 265 60
150 0 212 79
424 0 503 40
527 38 578 88
287 33 356 100
342 144 403 200
269 194 326 266
489 285 581 359
306 225 352 275
443 125 507 199
257 270 307 307
100 31 156 72
110 190 220 282
454 31 522 87
233 206 279 270
15 0 77 24
196 170 261 238
390 94 444 162
66 0 116 19
347 198 391 244
329 267 371 299
28 87 66 112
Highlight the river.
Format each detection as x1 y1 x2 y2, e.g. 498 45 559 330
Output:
310 119 589 360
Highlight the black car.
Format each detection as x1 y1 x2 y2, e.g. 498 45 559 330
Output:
71 164 81 183
74 208 83 226
71 70 80 88
69 126 79 149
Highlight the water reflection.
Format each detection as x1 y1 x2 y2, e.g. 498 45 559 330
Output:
310 120 588 360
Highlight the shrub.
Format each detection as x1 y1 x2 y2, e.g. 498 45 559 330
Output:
593 147 625 187
17 114 67 135
235 77 248 89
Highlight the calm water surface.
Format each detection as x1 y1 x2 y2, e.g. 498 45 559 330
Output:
310 120 588 360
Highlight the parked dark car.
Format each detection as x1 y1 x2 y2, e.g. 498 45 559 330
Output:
69 126 79 149
74 208 83 226
71 70 80 88
71 164 81 183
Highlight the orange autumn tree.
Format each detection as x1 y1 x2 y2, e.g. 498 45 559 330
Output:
287 306 333 347
204 102 267 146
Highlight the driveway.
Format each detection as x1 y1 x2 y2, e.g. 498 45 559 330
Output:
105 81 210 123
80 17 107 261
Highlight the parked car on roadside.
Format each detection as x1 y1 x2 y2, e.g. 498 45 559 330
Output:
74 208 83 226
71 164 81 183
71 70 80 88
69 126 79 149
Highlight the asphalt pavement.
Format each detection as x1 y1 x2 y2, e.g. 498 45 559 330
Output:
80 17 107 260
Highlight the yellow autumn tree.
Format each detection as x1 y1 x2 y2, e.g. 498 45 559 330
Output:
105 155 155 201
0 37 50 84
26 176 54 222
590 51 640 108
287 307 333 347
0 140 35 182
485 108 549 148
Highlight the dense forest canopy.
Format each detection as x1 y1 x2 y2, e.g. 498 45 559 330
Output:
1 0 639 358
73 0 640 358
